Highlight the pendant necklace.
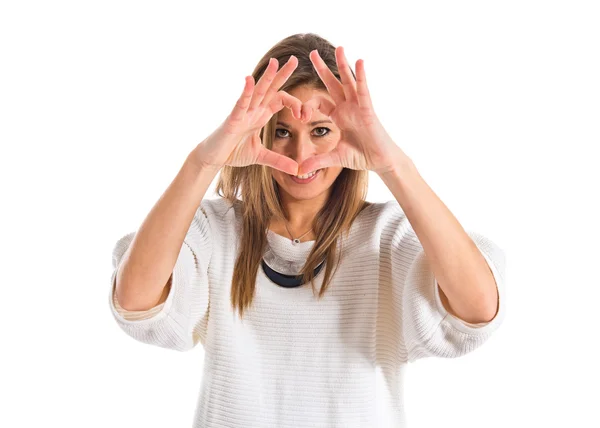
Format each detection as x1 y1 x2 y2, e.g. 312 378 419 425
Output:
283 219 313 244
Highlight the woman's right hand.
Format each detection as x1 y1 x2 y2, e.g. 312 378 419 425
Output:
192 56 302 176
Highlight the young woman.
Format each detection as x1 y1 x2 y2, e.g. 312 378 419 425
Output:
109 33 506 427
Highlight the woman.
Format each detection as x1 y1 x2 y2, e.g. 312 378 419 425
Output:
108 33 506 427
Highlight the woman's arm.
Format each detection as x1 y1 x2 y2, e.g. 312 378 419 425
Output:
115 147 220 311
379 155 499 324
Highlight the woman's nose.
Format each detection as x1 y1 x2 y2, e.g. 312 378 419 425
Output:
288 134 316 165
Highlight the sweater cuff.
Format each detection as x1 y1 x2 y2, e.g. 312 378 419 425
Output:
108 257 178 327
432 248 505 335
111 273 167 321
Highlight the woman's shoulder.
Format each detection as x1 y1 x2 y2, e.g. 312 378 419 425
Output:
197 196 241 238
331 200 405 248
355 199 406 227
200 196 238 215
341 200 414 251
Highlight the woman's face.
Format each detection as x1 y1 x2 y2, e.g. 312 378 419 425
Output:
270 85 344 202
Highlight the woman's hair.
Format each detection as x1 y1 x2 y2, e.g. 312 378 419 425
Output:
215 33 372 319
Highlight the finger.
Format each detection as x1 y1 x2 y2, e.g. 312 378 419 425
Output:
297 149 343 176
355 59 373 110
248 58 279 112
267 91 303 120
261 55 299 108
335 46 358 103
309 49 346 104
301 96 336 123
228 76 254 124
256 146 299 175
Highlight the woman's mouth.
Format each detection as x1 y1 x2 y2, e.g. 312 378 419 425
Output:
288 168 323 184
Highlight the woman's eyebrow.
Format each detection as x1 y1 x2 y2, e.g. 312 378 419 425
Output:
276 120 332 128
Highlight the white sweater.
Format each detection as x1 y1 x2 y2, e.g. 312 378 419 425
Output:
108 197 506 428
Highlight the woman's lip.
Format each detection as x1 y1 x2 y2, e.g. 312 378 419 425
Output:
288 169 322 183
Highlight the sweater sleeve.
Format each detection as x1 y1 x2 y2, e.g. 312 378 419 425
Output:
108 201 213 352
380 202 507 363
111 279 165 321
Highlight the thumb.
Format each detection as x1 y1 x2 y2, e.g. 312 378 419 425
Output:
256 146 299 175
298 149 342 176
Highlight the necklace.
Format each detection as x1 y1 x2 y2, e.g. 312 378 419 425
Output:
283 219 313 244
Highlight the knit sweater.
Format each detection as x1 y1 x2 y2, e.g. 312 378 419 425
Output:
108 197 506 428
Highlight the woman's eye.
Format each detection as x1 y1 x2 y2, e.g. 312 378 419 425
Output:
275 129 290 138
274 127 331 139
313 127 330 137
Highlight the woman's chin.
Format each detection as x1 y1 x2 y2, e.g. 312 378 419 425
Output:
281 187 322 201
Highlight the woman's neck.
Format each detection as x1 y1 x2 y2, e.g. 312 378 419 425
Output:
268 219 317 242
270 191 331 241
268 206 318 241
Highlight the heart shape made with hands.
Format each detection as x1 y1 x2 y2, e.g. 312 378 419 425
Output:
241 46 403 177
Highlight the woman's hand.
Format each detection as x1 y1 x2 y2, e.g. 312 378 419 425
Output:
297 47 406 176
192 56 303 176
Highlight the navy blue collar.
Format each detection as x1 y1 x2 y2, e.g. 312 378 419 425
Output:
261 259 326 288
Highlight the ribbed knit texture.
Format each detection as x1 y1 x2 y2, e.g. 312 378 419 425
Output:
108 197 506 428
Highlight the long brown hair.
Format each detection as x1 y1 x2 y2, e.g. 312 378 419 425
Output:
215 33 372 319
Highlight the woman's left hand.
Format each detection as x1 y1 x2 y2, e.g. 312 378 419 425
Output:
297 46 406 176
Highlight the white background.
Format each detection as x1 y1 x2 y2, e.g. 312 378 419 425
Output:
1 0 599 427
